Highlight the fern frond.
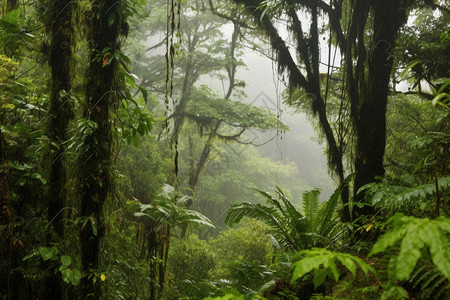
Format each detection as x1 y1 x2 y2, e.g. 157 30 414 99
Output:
291 248 376 288
409 261 450 300
410 265 428 288
362 176 450 211
225 202 297 250
274 186 304 222
302 189 320 230
386 176 450 210
369 213 450 281
317 186 340 238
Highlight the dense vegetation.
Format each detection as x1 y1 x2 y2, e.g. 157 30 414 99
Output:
0 0 449 299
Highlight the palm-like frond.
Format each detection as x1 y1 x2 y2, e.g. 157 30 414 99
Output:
225 201 298 250
127 184 214 230
226 185 344 251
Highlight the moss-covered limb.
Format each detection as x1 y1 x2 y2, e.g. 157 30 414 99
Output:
79 0 124 297
224 20 239 100
286 6 312 79
233 0 349 220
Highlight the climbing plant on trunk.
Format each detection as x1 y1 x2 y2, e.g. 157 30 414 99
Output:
79 0 125 297
44 0 76 297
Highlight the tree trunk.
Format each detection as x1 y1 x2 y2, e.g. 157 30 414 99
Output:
47 0 75 241
348 0 410 219
6 0 17 12
45 0 76 296
79 0 123 297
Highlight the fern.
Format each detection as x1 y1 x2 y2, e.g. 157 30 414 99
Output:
380 285 409 300
369 213 450 281
409 261 450 300
225 200 303 251
302 189 320 232
290 248 376 289
316 186 341 240
361 176 450 212
226 186 343 251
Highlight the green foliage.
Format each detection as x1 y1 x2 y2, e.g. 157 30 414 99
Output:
186 85 287 131
225 187 305 251
408 261 450 300
193 143 303 232
203 293 246 300
22 246 81 286
212 219 273 291
168 234 216 283
385 93 449 181
290 248 376 289
380 285 409 300
360 176 450 213
118 134 171 202
225 186 342 251
431 77 450 109
369 213 450 281
394 8 450 84
0 9 36 59
302 189 320 231
127 184 214 229
213 219 272 267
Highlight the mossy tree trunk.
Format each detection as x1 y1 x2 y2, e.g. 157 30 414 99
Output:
4 0 18 57
79 0 123 297
231 0 412 223
45 0 76 297
46 0 75 242
5 0 17 12
346 0 411 219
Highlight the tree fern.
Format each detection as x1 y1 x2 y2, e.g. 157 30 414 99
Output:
226 186 343 251
369 213 450 281
224 201 299 250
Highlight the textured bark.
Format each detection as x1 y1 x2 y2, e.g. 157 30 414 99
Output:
79 0 122 297
47 0 75 240
45 1 76 297
6 0 17 12
232 0 413 222
4 0 18 57
348 0 411 219
233 0 350 220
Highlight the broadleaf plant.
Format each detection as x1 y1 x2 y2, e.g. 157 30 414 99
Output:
290 248 376 289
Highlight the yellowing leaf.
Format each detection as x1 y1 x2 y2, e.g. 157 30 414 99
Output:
100 274 106 281
1 103 15 110
102 53 111 67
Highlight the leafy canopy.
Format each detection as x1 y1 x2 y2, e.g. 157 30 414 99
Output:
185 85 288 131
